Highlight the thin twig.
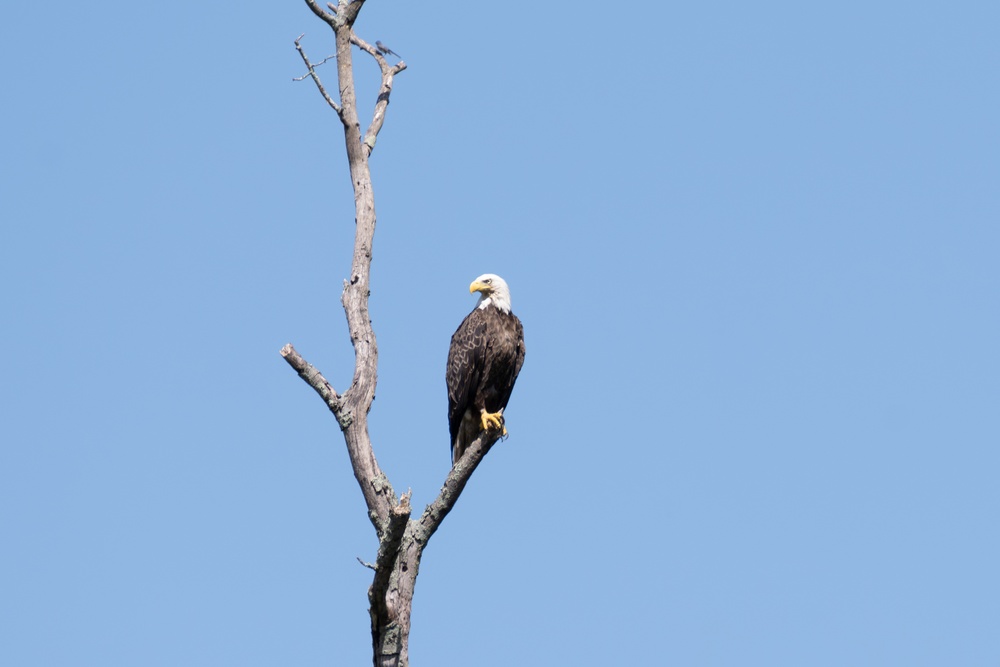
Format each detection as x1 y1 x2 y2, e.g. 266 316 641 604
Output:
292 53 335 80
293 35 344 119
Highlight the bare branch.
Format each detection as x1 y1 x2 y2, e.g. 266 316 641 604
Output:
304 0 337 25
350 33 382 60
351 31 407 157
294 35 344 119
415 430 504 544
279 343 344 417
281 341 395 529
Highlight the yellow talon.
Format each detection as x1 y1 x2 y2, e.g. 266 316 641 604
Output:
480 408 505 433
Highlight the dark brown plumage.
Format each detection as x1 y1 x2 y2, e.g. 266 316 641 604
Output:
446 274 525 464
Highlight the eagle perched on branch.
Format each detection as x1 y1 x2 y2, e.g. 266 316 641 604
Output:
446 274 525 464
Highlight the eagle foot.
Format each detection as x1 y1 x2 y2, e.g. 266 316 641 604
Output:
480 408 506 434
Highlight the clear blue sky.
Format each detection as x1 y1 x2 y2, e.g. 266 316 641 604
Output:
3 2 998 665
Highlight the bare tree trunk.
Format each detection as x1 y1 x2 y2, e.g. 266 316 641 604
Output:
282 3 503 665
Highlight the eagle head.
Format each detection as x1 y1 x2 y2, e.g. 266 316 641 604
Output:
470 273 512 314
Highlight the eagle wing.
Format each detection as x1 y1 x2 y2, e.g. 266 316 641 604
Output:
446 309 487 446
496 315 525 410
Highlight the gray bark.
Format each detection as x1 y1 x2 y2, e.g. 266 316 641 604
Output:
283 3 504 665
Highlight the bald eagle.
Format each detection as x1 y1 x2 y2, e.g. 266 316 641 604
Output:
446 274 525 464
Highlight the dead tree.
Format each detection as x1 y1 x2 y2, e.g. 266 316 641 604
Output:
281 2 504 665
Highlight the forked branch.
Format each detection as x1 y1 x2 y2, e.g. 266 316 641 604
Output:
350 33 408 156
370 491 412 616
293 35 343 119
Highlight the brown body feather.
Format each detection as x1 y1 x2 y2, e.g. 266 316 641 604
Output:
446 305 525 463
